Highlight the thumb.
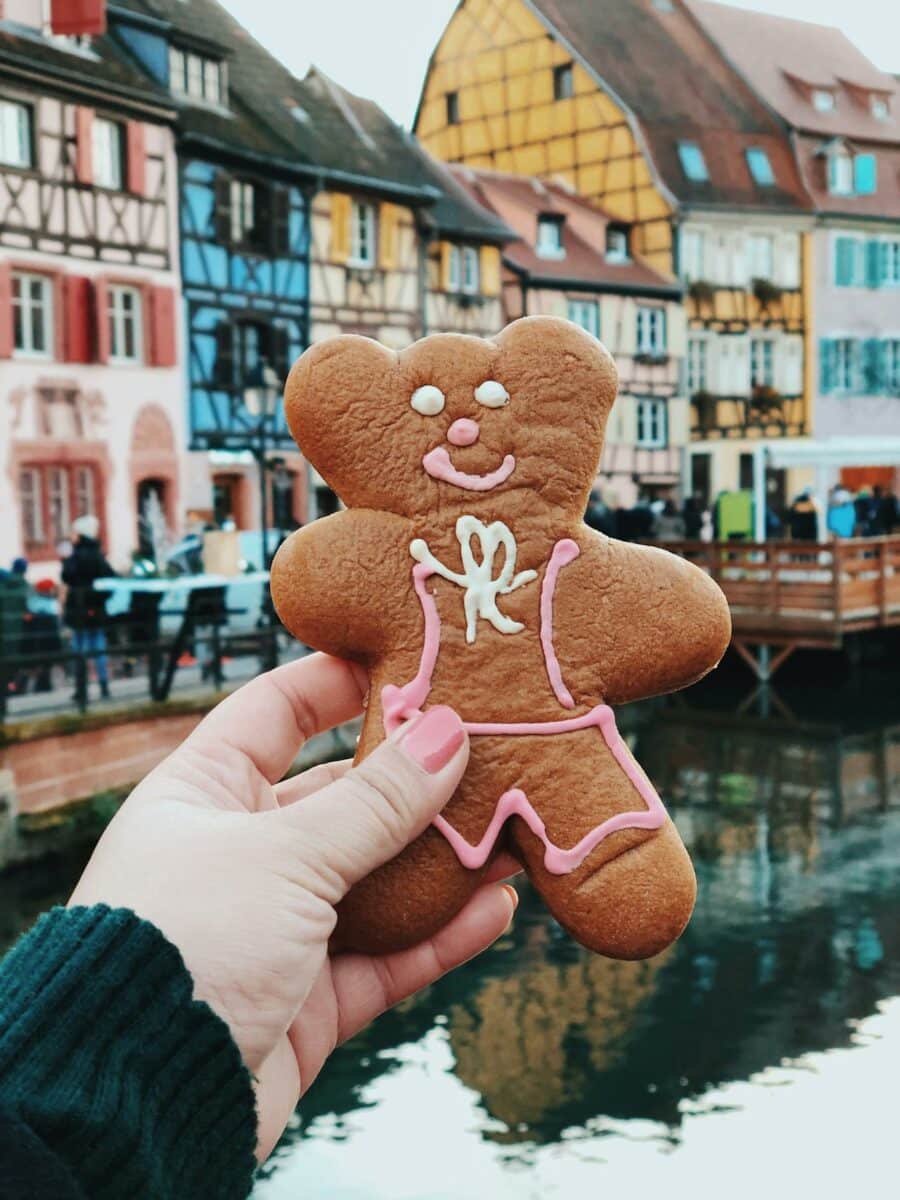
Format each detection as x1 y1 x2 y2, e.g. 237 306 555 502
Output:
280 706 468 900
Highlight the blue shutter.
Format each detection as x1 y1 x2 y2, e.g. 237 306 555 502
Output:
854 154 877 196
861 339 883 395
865 240 882 288
819 338 835 394
835 237 854 286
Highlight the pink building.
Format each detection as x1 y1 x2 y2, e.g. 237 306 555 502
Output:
0 4 184 574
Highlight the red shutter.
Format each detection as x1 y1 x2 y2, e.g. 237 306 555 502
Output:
94 276 110 364
75 107 94 185
0 262 12 359
63 275 92 362
51 0 107 36
126 121 146 196
149 285 177 367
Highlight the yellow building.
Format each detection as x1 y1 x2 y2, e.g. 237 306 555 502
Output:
416 0 817 507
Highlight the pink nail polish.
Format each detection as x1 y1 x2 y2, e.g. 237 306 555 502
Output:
400 706 465 774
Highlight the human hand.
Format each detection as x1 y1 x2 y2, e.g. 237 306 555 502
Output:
69 654 518 1158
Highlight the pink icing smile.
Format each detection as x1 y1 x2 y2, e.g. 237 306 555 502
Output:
422 445 516 491
381 543 667 876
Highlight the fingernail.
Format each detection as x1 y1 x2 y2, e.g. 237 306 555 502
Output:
399 706 465 774
502 883 519 911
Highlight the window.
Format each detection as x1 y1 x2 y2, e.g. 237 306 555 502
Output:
447 244 462 291
74 464 96 519
687 337 708 394
170 46 225 104
751 338 775 388
871 96 890 121
681 229 706 281
12 272 52 357
636 306 666 356
636 398 668 449
462 245 480 293
567 300 599 337
0 99 32 168
748 233 774 280
854 154 877 196
92 117 123 189
828 150 853 196
350 200 376 266
47 466 70 544
606 225 630 263
553 64 574 101
678 141 709 183
230 180 257 244
219 319 290 388
834 236 864 287
536 214 564 258
833 338 858 393
813 89 836 112
19 468 44 546
446 92 460 125
108 285 142 363
18 464 99 550
882 240 900 287
746 147 775 187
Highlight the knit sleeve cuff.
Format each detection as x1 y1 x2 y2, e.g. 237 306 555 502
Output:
0 905 257 1200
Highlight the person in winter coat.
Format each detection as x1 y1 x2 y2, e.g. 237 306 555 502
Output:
827 487 857 539
61 516 116 699
788 490 819 542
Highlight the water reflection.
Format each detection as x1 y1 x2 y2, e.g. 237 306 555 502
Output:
257 679 900 1194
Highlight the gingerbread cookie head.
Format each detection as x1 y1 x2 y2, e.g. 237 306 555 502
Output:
284 316 618 518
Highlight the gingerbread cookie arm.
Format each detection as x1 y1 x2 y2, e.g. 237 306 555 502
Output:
551 534 732 706
270 509 413 662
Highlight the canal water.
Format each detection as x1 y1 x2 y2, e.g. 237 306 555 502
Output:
2 664 898 1199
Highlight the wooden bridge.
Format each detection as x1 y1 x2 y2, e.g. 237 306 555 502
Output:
659 536 900 681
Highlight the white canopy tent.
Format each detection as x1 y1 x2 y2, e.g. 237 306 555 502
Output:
751 437 900 540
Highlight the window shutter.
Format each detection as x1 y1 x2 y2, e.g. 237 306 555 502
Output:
51 0 106 35
330 193 350 263
0 262 12 359
854 154 877 196
75 106 94 185
270 186 292 256
214 320 235 387
479 245 501 296
819 339 834 395
214 173 232 243
63 275 92 362
254 185 272 248
149 286 177 367
378 203 399 271
861 339 883 395
126 122 147 196
835 237 853 286
440 242 454 291
865 240 883 289
94 276 110 364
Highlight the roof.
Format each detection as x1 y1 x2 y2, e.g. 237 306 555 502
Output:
450 165 679 295
525 0 810 212
110 0 511 239
688 0 900 145
0 17 173 116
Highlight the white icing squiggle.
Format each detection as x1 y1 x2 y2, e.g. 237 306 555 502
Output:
410 516 537 644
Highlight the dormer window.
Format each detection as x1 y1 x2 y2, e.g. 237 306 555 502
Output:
827 147 853 195
746 147 775 187
169 45 226 105
678 141 709 183
446 92 460 125
813 89 836 113
871 96 890 121
553 64 574 101
606 225 630 263
536 214 565 259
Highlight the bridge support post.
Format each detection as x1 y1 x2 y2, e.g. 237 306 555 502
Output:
732 639 797 683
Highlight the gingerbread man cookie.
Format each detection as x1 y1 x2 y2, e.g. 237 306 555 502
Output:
272 317 731 959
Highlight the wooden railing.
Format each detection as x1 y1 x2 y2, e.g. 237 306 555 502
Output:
657 536 900 639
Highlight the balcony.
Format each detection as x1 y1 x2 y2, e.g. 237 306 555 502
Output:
691 388 807 439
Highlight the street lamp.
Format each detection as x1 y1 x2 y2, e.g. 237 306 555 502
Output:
242 360 281 570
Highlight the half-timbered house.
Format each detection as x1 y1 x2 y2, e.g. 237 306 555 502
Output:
0 1 183 571
452 166 686 505
414 0 816 503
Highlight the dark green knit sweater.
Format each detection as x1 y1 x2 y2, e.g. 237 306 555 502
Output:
0 906 258 1199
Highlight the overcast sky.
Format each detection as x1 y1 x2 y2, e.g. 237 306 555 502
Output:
222 0 900 128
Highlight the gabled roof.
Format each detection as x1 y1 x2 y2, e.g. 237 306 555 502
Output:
0 17 173 117
110 0 511 240
688 0 900 145
525 0 809 212
451 166 680 296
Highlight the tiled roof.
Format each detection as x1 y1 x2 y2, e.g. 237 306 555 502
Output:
688 0 900 145
691 0 900 145
527 0 810 212
451 166 680 295
0 18 172 114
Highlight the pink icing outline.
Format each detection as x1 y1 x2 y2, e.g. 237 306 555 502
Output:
422 445 516 491
380 543 667 875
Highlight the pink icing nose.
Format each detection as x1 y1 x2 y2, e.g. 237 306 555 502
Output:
447 418 480 447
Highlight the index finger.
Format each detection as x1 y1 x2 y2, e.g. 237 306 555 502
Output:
185 652 367 783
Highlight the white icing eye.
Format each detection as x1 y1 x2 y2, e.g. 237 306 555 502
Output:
474 380 509 409
410 385 446 416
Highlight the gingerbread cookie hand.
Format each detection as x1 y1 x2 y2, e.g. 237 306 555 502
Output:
272 317 731 958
